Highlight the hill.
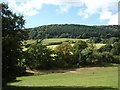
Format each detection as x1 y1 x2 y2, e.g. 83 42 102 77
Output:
27 24 120 39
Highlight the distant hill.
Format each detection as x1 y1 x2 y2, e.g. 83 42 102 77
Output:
27 24 120 39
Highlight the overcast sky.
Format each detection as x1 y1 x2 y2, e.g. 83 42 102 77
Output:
2 0 119 28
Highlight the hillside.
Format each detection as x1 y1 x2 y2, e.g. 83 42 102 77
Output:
27 24 120 39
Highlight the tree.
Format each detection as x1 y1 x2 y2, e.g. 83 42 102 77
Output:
87 37 102 43
72 41 88 66
55 42 74 68
98 44 112 52
26 44 53 70
2 3 25 84
81 46 100 65
111 41 120 55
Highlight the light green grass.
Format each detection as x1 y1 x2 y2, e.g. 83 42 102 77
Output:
47 43 106 50
7 67 118 88
42 38 88 45
94 43 106 49
24 40 36 45
23 38 106 51
23 38 88 51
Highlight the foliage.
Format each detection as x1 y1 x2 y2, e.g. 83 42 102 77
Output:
87 37 102 43
2 3 26 84
101 37 120 44
72 41 88 66
111 41 120 55
54 42 74 68
28 24 120 39
26 44 53 70
98 44 112 52
101 52 114 63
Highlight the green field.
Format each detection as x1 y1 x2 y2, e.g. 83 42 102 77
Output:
24 38 88 45
23 38 105 51
42 38 88 45
4 67 118 90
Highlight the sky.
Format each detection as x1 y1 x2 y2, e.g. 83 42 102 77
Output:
2 0 119 28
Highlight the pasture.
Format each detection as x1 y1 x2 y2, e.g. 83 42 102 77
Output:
4 67 118 90
22 38 105 51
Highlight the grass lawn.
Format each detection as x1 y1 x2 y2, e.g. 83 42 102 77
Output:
3 67 118 90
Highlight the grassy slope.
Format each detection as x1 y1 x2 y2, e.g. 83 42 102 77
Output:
5 67 118 90
23 38 105 50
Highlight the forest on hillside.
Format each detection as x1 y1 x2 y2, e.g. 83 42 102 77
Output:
27 24 120 39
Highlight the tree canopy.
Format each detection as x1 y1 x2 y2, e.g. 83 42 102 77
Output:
27 24 120 39
2 3 25 84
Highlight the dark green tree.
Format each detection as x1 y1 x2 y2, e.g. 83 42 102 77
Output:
2 3 25 84
55 42 74 68
111 41 120 55
72 41 88 66
98 44 112 52
26 44 53 70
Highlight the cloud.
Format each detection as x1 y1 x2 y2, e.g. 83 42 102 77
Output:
7 0 42 16
108 13 118 25
5 0 119 25
78 0 119 25
100 10 112 21
78 0 118 17
56 5 70 14
6 0 84 16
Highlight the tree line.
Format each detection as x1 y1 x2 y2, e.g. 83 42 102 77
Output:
28 24 120 39
25 40 120 70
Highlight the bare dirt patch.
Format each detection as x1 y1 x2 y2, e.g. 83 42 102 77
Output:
26 67 113 75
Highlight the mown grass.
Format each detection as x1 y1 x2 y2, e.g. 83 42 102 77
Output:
4 67 118 90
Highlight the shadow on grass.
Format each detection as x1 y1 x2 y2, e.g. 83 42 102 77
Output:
2 86 118 90
80 63 118 68
7 80 22 83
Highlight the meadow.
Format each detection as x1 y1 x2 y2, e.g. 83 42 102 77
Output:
6 38 118 90
4 67 118 90
23 38 105 51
